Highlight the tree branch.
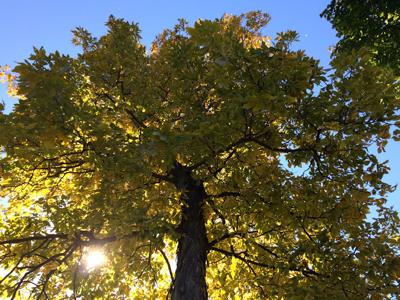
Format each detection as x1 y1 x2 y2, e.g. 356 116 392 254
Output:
212 191 241 199
208 232 247 248
209 246 274 269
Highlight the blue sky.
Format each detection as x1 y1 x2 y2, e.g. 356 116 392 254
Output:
1 0 398 216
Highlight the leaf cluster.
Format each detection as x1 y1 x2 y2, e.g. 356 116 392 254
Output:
321 0 400 76
0 11 400 299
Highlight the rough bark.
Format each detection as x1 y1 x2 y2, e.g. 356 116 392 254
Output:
171 162 208 300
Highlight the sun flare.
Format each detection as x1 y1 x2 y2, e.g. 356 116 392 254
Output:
87 251 105 269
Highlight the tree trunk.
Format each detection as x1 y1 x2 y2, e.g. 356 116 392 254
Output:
171 162 208 300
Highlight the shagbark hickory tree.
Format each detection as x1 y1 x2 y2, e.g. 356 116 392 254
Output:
1 12 400 299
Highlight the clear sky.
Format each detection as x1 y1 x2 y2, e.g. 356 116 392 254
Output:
1 0 398 216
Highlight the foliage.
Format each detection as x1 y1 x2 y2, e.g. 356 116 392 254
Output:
0 66 19 99
321 0 400 76
1 11 400 299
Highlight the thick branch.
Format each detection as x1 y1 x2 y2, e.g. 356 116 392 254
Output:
0 234 69 245
0 231 139 247
210 246 274 269
151 172 175 183
187 136 311 172
210 247 322 278
208 232 247 248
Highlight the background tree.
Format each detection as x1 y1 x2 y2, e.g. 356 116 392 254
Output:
1 12 400 299
321 0 400 76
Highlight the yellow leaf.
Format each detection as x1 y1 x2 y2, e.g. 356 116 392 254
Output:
231 256 236 278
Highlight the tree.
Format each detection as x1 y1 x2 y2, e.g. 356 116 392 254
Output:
1 11 400 299
321 0 400 76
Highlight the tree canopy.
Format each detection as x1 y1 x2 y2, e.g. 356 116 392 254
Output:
1 12 400 299
321 0 400 76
